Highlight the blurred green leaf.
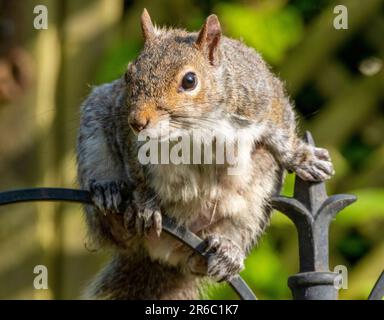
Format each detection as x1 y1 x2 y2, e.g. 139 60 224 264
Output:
216 1 304 64
336 189 384 226
95 39 141 84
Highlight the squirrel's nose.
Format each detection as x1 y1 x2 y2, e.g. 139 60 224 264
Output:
129 117 149 133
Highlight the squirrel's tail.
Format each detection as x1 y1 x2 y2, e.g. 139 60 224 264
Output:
82 251 201 300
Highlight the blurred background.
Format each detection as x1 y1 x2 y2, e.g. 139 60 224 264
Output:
0 0 383 299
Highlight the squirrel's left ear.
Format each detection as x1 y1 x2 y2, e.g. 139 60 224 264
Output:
195 14 221 65
141 8 155 42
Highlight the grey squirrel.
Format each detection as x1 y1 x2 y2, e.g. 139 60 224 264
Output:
77 9 334 299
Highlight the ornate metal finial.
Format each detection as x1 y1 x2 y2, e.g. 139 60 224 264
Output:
272 131 357 299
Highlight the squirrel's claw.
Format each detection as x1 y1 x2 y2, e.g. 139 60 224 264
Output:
293 146 334 182
89 180 129 214
130 199 162 237
188 234 245 282
205 235 245 282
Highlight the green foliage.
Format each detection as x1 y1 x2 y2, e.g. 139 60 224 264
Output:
336 189 384 225
95 39 142 84
241 238 291 299
216 1 304 65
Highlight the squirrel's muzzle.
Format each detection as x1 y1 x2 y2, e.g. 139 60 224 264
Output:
129 116 149 133
128 105 158 133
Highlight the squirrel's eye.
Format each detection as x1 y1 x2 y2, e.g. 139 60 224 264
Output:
181 72 197 91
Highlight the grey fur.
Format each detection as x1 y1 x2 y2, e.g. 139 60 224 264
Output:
77 11 333 300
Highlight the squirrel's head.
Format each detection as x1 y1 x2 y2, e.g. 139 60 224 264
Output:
125 9 225 138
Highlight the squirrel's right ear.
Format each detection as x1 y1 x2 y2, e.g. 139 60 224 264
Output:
195 14 222 65
141 8 156 42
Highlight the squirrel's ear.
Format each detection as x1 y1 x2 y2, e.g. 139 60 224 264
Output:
195 14 221 65
141 8 155 42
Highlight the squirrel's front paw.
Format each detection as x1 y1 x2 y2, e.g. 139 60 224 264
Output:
293 146 335 182
188 235 245 281
89 180 129 214
125 197 162 237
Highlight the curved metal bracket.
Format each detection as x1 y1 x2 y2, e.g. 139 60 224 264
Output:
368 271 384 300
0 187 256 300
